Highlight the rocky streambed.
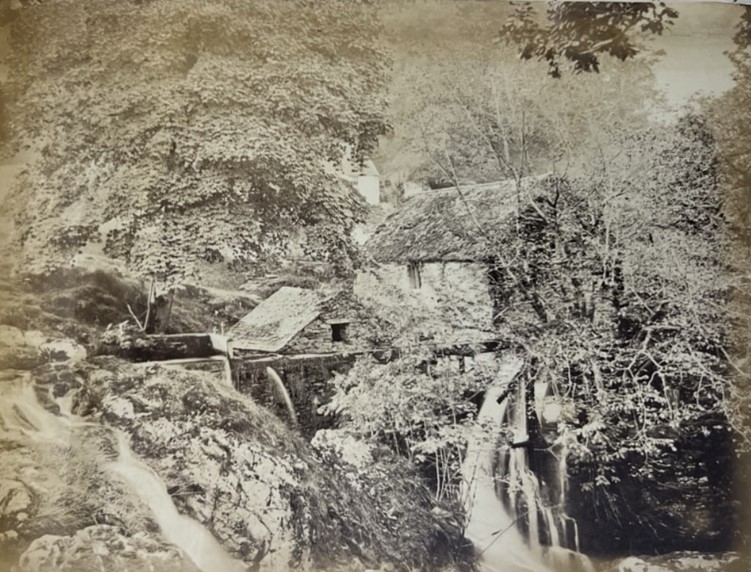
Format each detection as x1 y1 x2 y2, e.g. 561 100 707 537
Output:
0 324 464 572
1 321 747 572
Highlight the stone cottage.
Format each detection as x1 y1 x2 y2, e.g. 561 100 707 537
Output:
360 175 550 345
227 286 375 358
226 286 373 434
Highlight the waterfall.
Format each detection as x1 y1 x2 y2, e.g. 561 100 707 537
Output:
462 357 547 572
0 374 245 572
108 432 246 572
266 366 298 426
461 358 593 572
0 375 76 443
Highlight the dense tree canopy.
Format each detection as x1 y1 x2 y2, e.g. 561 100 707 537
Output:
404 55 659 188
706 4 751 469
2 0 389 296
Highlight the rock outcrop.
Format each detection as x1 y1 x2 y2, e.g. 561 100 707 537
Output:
606 551 744 572
72 358 463 571
0 335 463 572
18 525 200 572
0 265 465 572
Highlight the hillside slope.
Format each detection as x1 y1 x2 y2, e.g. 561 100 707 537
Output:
0 298 465 572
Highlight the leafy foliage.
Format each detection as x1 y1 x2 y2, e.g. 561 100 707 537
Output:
390 41 660 189
705 4 751 494
501 1 678 77
2 0 389 291
405 48 739 540
484 115 740 547
323 349 496 501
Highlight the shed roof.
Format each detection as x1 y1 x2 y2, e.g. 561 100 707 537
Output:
228 287 321 353
366 175 550 263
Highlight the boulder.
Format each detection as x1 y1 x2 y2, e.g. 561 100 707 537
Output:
132 420 305 570
0 325 26 348
38 339 87 363
23 331 48 349
608 552 743 572
0 328 43 369
68 358 466 572
0 326 86 369
102 396 136 423
616 556 672 572
17 525 201 572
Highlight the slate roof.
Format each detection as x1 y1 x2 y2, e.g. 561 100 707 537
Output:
366 175 550 263
228 287 321 353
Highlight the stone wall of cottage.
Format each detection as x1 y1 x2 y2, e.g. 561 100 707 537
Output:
354 261 495 344
282 317 374 355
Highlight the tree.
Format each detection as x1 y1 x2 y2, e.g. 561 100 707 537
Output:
501 1 678 77
323 348 496 502
496 116 737 549
385 36 661 192
406 50 739 541
1 0 390 331
706 3 751 478
708 6 751 257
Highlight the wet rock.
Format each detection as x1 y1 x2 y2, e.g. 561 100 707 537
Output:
0 479 33 528
0 328 86 369
102 396 136 422
138 421 304 570
23 331 47 349
71 359 465 572
0 345 42 370
607 552 744 572
73 363 311 570
0 326 26 347
17 524 201 572
38 339 87 363
615 556 672 572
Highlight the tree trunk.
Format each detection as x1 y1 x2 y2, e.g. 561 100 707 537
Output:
147 289 175 334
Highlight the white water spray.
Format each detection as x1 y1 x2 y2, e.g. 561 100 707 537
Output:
462 357 549 572
108 432 246 572
0 375 75 443
0 374 245 572
461 358 594 572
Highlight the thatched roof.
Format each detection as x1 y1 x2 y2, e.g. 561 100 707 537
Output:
228 287 320 353
367 176 549 263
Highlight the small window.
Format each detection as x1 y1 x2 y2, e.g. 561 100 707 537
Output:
331 322 349 343
407 262 422 289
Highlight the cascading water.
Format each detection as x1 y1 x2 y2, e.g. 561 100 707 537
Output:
462 357 548 572
0 374 76 443
109 432 246 572
0 373 245 572
462 358 593 572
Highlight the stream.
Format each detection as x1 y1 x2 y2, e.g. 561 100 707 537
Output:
108 431 245 572
0 372 245 572
461 357 594 572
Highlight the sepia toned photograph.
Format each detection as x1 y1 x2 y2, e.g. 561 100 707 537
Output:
1 1 750 571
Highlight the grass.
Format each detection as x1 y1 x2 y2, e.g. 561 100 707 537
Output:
0 266 258 347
